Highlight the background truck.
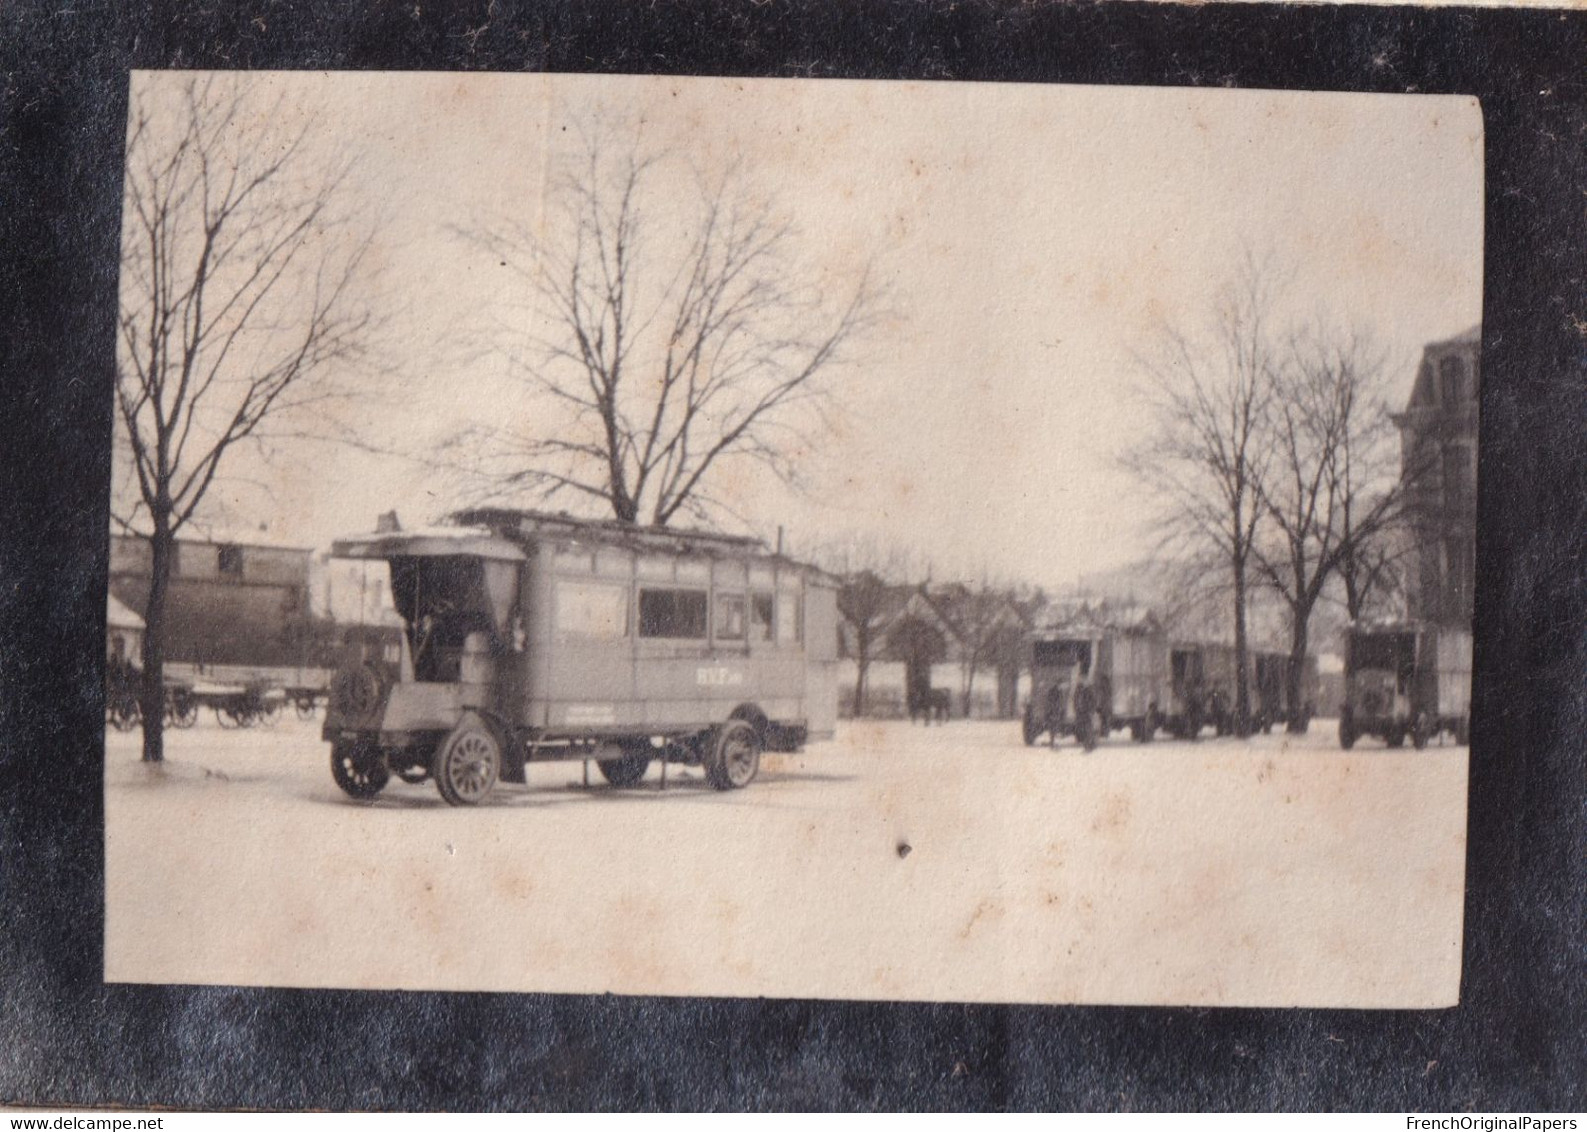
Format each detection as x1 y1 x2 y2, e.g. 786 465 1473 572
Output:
1022 612 1170 749
1339 621 1472 749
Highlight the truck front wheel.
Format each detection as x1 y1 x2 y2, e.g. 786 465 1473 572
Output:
331 740 389 800
434 721 501 806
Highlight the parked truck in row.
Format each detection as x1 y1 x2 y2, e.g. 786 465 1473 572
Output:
1339 621 1471 749
1197 645 1320 736
1022 615 1328 749
1021 612 1170 750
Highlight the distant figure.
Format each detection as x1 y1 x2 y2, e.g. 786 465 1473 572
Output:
908 682 951 726
1072 680 1098 750
1041 683 1066 747
1208 688 1230 736
1183 679 1205 740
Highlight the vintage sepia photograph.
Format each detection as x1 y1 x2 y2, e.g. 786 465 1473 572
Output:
103 71 1482 1007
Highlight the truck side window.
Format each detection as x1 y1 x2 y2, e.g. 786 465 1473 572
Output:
715 593 747 641
555 580 628 638
750 592 774 642
638 588 708 639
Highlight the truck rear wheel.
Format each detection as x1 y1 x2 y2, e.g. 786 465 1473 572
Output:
705 720 761 790
433 721 500 806
331 740 389 800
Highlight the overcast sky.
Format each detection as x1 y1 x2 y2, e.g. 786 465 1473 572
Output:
124 71 1483 592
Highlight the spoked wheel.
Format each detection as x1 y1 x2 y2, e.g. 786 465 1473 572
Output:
167 693 198 729
258 698 283 727
433 721 501 806
295 696 318 721
109 695 141 732
597 749 652 788
331 740 389 800
705 720 762 790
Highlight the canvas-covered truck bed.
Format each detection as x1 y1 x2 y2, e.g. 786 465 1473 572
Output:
1096 629 1170 739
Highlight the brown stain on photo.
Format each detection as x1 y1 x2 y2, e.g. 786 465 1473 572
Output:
961 897 1004 939
1091 790 1134 835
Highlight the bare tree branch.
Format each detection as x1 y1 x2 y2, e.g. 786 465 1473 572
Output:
442 130 882 529
1125 251 1282 733
113 74 381 762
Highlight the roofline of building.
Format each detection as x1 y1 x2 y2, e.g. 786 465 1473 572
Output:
1424 324 1481 352
112 530 313 554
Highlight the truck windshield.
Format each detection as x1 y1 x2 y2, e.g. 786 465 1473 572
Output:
1034 638 1091 675
1349 633 1414 682
388 557 495 682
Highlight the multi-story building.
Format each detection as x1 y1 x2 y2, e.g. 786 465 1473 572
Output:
1392 326 1479 628
108 534 314 668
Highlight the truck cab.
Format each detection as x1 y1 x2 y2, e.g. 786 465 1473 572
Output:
1340 621 1471 749
1023 635 1102 750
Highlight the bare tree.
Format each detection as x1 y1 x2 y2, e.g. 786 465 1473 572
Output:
451 133 879 527
836 570 899 719
811 532 918 719
1335 527 1408 623
1332 361 1424 624
114 75 375 762
1130 257 1280 735
1251 326 1406 730
930 581 1017 718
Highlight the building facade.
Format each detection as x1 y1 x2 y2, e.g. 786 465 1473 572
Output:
1392 326 1479 628
109 534 314 668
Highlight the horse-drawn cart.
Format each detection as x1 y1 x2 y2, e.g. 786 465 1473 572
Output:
187 680 288 728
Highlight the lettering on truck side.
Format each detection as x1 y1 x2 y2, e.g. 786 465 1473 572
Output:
696 666 745 688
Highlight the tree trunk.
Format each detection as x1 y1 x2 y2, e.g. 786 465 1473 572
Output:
961 663 977 719
1232 559 1251 737
853 641 870 719
139 526 171 763
1286 613 1310 734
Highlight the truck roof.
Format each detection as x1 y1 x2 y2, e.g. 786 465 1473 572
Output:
330 526 528 562
450 508 766 556
332 509 835 581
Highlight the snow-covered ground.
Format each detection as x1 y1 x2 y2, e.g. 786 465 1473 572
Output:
105 714 1467 1007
